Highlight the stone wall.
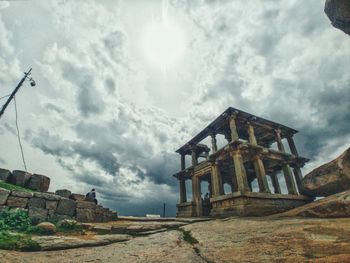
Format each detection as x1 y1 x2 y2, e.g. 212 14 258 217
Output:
0 167 116 223
0 168 50 192
0 187 114 223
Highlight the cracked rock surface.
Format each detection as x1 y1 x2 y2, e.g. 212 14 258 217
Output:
1 217 350 262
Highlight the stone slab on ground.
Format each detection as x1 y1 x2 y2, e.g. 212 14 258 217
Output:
273 190 350 218
301 147 350 197
27 174 50 192
118 216 211 223
0 187 10 205
32 234 131 251
0 231 205 263
183 217 350 262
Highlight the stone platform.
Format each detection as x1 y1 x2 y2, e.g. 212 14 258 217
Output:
210 192 312 217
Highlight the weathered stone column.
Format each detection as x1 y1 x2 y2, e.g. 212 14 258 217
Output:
192 175 202 217
232 151 250 193
229 113 239 142
191 149 198 166
275 129 285 153
248 123 270 193
282 163 298 195
253 156 271 193
211 134 218 153
287 136 298 156
270 172 281 194
179 178 187 203
287 136 303 192
181 154 186 170
211 161 224 196
292 167 303 193
247 123 258 146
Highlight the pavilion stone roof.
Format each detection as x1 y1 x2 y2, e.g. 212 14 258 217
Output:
176 107 298 154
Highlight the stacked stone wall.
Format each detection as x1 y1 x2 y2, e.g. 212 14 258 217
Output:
0 167 116 223
0 187 114 223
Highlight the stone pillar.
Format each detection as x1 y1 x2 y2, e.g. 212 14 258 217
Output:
192 176 202 217
229 113 239 142
275 129 285 153
287 136 298 156
179 178 187 203
211 161 223 196
270 172 281 194
211 134 218 153
293 167 303 193
181 154 186 170
247 123 258 146
191 149 198 166
253 156 271 193
282 163 298 195
232 151 250 193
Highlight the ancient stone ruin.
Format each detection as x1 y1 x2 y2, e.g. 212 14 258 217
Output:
173 107 312 217
0 168 116 223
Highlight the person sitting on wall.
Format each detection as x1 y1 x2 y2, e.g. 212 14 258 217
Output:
85 188 97 204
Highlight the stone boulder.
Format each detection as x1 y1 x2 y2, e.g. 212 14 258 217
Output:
11 170 32 187
275 190 350 218
36 222 56 234
69 193 85 201
55 189 71 198
0 168 11 182
29 207 48 223
300 147 350 197
325 0 350 35
27 174 50 192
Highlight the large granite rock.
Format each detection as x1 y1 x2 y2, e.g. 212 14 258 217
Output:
301 148 350 197
11 170 32 187
27 174 50 192
56 198 76 216
0 168 11 182
0 187 10 205
275 190 350 218
325 0 350 35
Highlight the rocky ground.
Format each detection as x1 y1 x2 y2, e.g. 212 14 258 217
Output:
0 216 349 263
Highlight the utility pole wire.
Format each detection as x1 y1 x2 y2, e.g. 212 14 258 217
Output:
14 96 27 171
0 94 11 101
0 68 34 119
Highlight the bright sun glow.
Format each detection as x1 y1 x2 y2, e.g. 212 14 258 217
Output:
141 21 186 70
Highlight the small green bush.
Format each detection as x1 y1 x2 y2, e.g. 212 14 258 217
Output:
27 225 55 236
0 231 40 251
0 209 32 232
56 219 83 233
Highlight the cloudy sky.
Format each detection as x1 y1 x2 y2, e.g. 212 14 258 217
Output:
0 0 349 216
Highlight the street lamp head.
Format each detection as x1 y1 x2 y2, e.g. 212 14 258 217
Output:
30 79 36 87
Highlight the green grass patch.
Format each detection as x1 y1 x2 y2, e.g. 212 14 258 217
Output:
0 181 34 193
179 229 199 245
0 231 40 251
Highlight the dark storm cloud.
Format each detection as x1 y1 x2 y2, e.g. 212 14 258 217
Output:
61 63 105 117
